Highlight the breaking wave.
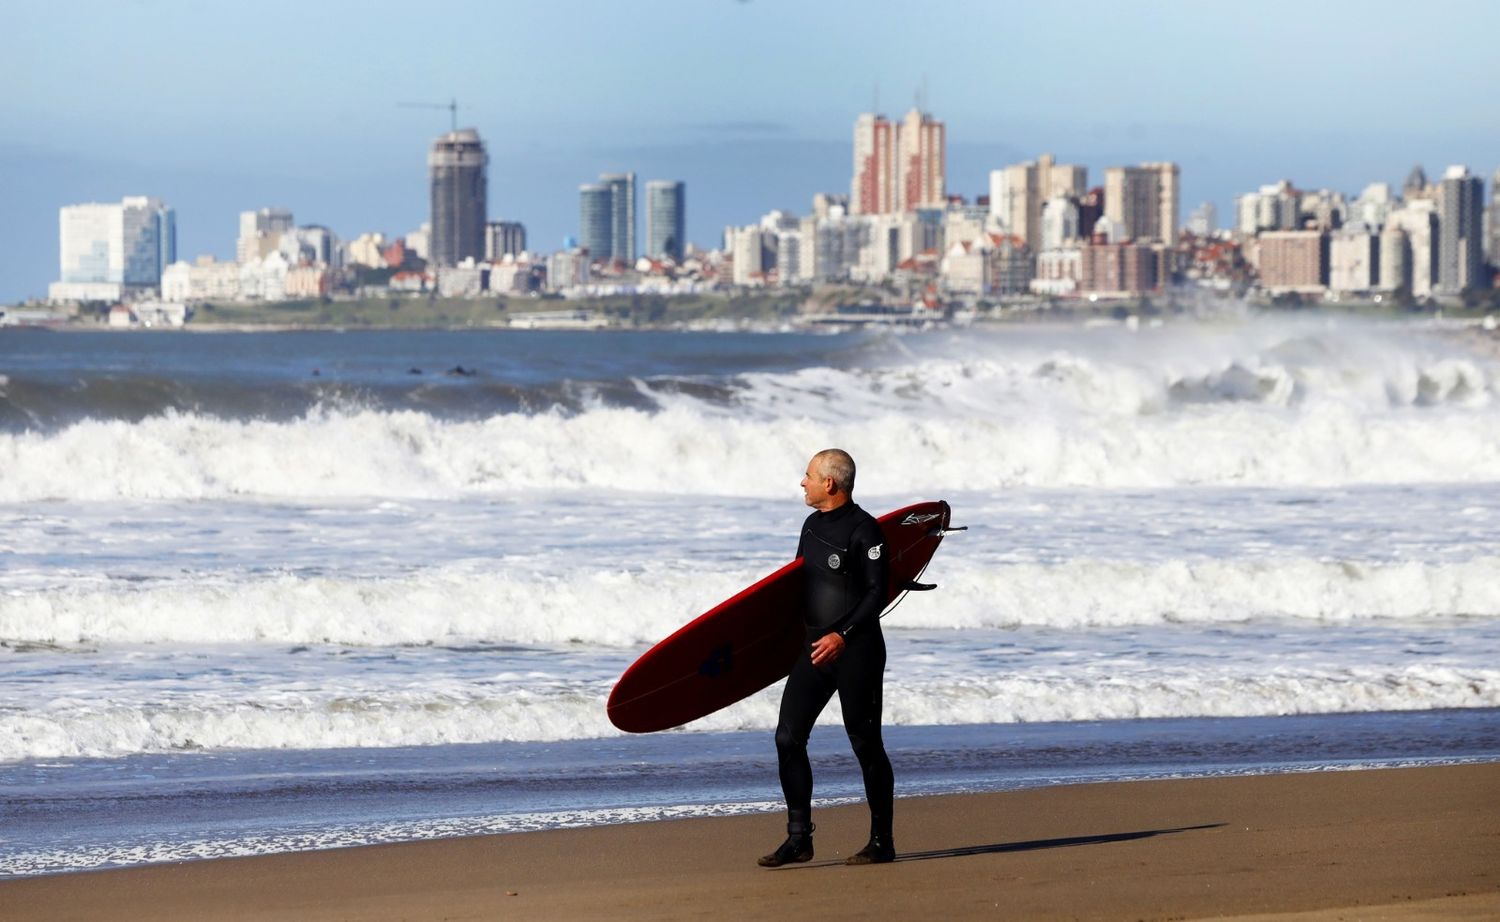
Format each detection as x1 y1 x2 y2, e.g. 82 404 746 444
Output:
5 556 1498 648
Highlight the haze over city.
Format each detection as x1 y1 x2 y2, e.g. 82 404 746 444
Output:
3 0 1497 304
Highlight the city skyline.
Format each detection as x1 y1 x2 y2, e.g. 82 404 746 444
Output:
4 0 1499 302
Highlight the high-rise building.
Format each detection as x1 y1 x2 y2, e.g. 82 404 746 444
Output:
1039 196 1080 251
485 221 527 260
990 154 1087 250
1352 183 1396 229
601 172 637 263
851 114 897 215
1329 228 1379 293
730 225 767 286
1298 189 1347 232
1104 163 1179 244
990 162 1041 250
1488 168 1500 269
850 109 946 215
1236 181 1300 236
576 173 636 265
1378 225 1409 292
1187 202 1218 237
1387 201 1439 298
896 108 945 212
1403 165 1433 201
278 225 339 267
50 196 175 302
578 183 613 264
428 129 488 267
237 208 294 264
645 180 686 262
1437 165 1484 294
1149 163 1180 242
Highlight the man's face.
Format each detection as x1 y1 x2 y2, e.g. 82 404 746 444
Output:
801 457 832 508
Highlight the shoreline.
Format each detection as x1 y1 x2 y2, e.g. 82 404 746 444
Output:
3 763 1496 920
7 292 1498 335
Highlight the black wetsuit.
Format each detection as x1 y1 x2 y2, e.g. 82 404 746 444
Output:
774 501 894 839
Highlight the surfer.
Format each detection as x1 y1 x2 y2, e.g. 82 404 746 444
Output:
759 448 896 868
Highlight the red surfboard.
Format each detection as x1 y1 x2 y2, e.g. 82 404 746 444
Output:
607 500 952 733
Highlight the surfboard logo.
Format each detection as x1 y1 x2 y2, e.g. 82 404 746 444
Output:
868 544 882 560
901 512 941 526
827 553 841 569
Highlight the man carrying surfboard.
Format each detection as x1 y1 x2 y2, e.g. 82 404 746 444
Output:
759 448 897 868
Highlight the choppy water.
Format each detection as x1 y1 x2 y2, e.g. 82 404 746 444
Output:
3 315 1498 876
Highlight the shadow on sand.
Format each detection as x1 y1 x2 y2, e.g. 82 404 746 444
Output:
783 823 1227 870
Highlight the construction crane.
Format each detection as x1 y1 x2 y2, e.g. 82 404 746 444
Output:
397 98 461 133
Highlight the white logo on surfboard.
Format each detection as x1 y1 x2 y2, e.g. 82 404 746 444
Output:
867 544 882 560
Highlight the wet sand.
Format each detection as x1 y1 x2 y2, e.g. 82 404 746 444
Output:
3 762 1496 921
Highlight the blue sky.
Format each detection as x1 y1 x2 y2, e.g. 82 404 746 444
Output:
3 0 1496 302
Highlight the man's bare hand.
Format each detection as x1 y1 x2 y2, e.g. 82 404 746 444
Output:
810 631 845 667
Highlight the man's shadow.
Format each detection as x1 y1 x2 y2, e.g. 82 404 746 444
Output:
782 823 1226 869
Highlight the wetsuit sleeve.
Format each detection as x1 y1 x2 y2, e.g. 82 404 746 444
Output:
825 519 889 637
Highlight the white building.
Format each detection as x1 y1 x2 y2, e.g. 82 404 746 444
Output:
1378 226 1409 292
796 216 819 284
943 204 989 251
1298 189 1348 231
1040 197 1081 251
238 251 290 301
1386 200 1439 298
546 248 590 291
347 232 388 269
405 223 431 261
1187 202 1218 237
1032 247 1083 296
161 257 242 302
812 214 868 282
730 225 767 286
279 226 340 268
50 196 175 302
777 231 806 284
130 301 190 327
1351 183 1396 229
1236 181 1301 236
853 215 906 282
436 259 487 297
490 253 540 294
939 233 1033 296
1329 228 1379 294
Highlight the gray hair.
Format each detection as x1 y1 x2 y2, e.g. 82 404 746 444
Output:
812 448 856 494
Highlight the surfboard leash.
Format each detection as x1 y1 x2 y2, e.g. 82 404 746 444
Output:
880 523 965 621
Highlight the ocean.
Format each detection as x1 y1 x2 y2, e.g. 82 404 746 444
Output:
2 315 1498 877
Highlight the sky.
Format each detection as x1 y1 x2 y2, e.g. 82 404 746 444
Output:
3 0 1497 303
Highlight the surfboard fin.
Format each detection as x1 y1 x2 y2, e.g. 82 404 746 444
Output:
903 581 937 591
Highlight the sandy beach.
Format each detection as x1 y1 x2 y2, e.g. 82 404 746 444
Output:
3 762 1496 921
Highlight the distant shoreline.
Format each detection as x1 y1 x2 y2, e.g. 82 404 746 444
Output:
5 288 1498 334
